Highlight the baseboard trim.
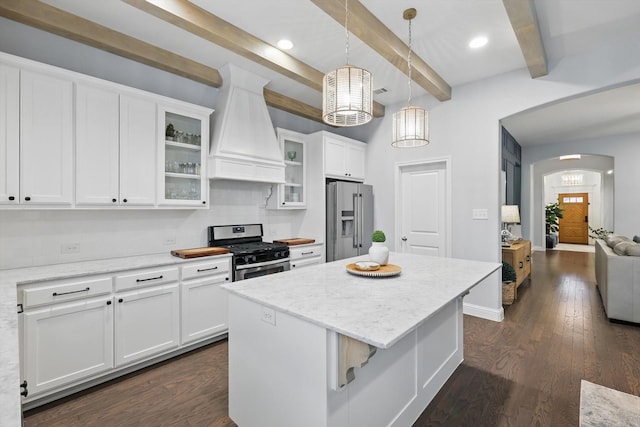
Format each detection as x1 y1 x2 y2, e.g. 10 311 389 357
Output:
463 302 504 322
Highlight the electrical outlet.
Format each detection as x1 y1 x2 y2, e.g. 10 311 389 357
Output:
261 306 276 325
163 237 176 246
60 243 80 254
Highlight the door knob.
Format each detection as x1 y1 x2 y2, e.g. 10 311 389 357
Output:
401 236 407 241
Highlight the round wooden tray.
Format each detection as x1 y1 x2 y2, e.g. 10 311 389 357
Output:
346 263 402 278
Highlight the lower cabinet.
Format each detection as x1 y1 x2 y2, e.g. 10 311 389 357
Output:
290 243 324 269
21 295 114 397
114 283 180 367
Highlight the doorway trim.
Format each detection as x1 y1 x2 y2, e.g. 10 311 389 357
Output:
394 156 452 257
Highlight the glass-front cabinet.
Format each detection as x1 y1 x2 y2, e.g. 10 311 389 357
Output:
270 128 306 209
158 106 210 207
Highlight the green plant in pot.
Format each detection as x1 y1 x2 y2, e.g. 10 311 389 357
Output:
369 230 389 265
502 261 517 283
545 202 564 248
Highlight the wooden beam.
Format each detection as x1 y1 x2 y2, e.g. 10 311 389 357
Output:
0 0 329 123
502 0 548 78
122 0 385 117
311 0 452 102
0 0 222 87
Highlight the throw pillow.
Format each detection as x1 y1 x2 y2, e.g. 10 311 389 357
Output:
626 244 640 257
606 234 631 249
613 241 634 256
633 235 640 243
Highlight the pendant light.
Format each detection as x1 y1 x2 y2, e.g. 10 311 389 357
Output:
322 0 373 127
392 8 429 148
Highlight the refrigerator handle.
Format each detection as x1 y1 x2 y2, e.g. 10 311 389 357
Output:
353 193 359 249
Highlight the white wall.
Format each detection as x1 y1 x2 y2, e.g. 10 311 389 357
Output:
366 36 640 320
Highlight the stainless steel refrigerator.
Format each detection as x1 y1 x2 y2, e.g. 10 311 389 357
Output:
326 180 374 262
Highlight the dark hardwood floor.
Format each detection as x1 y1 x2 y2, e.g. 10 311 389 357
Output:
24 250 640 427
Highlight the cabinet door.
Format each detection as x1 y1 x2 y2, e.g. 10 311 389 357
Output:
345 142 365 181
324 137 346 178
119 95 156 206
272 128 306 209
114 283 180 366
181 274 229 345
0 64 19 204
20 70 73 205
21 296 114 397
75 84 120 206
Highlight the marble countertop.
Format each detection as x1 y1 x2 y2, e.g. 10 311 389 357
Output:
580 380 640 426
0 252 232 427
222 252 501 349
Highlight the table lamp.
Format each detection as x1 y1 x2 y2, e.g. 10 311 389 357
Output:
501 205 520 245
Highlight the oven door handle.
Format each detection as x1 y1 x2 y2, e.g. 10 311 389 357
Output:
235 258 291 270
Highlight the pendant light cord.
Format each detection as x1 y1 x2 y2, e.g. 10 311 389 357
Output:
407 17 413 105
345 0 350 64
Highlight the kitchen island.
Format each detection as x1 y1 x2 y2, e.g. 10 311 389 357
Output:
222 252 500 427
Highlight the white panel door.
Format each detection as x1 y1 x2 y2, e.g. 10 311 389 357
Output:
181 275 229 345
345 142 365 181
0 64 19 204
22 296 114 397
20 70 73 205
114 283 180 366
398 162 447 256
119 95 156 206
75 84 120 205
324 137 346 178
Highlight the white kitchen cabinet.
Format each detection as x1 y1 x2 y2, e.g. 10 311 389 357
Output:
76 87 157 206
158 105 210 207
268 128 307 209
19 276 114 398
20 70 73 205
323 134 366 182
0 64 19 205
290 243 324 269
114 283 180 367
180 257 232 345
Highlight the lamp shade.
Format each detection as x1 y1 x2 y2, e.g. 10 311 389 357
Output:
322 65 373 127
392 105 429 147
501 205 520 223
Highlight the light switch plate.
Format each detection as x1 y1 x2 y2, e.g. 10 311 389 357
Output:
472 209 489 220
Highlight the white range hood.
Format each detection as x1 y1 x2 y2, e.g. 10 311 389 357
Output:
208 64 285 183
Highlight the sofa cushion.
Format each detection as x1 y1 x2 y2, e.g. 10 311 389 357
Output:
626 244 640 257
606 234 631 249
613 241 634 256
634 235 640 243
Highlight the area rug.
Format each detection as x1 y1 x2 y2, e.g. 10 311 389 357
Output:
580 380 640 426
553 243 595 253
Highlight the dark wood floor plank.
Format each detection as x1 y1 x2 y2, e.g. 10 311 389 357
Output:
24 250 640 427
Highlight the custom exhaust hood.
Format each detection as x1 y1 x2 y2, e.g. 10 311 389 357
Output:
208 64 285 183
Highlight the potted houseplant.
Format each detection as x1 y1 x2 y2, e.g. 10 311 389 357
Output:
369 230 389 265
502 261 517 305
545 202 564 248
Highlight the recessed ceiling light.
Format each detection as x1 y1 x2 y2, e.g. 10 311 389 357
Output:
468 36 488 49
277 39 293 50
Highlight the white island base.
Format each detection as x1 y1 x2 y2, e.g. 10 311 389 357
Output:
228 293 464 427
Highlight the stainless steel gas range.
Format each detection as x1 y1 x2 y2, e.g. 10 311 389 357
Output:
208 224 290 281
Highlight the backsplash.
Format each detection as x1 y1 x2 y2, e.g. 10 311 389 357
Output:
0 180 306 270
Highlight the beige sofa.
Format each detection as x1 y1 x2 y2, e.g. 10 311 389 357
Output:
594 237 640 323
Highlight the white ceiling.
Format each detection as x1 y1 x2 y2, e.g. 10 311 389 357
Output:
38 0 640 142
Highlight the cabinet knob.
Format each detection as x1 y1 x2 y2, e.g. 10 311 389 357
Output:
282 202 286 205
118 298 124 303
24 196 31 201
202 201 206 205
112 198 117 203
122 199 128 203
106 300 112 305
8 196 15 201
20 380 28 398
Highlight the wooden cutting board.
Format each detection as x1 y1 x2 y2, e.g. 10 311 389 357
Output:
171 247 230 259
273 238 316 246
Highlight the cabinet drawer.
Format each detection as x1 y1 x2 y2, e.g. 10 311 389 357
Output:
182 258 231 280
290 244 323 261
22 276 112 309
291 256 322 269
114 266 178 292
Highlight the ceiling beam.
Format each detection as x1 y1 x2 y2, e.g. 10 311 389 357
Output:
0 0 328 123
122 0 385 118
502 0 548 78
0 0 222 87
310 0 452 102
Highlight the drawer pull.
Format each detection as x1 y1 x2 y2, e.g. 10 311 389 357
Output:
52 287 90 297
526 255 531 261
197 266 219 272
136 275 163 283
519 261 524 268
20 380 28 398
301 251 314 255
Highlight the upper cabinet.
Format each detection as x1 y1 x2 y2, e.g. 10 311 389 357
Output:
268 128 307 209
158 106 209 207
322 133 366 182
0 52 212 210
20 70 74 205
